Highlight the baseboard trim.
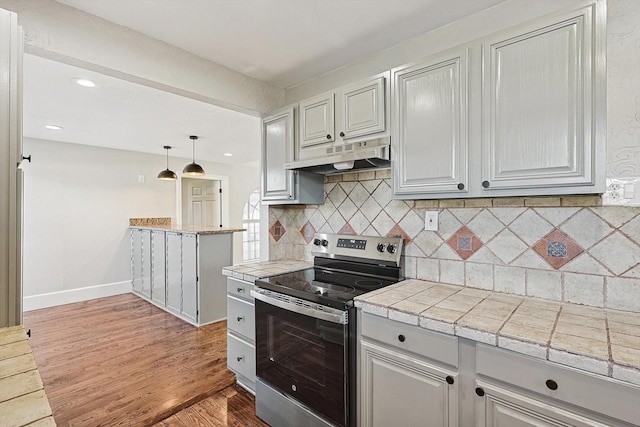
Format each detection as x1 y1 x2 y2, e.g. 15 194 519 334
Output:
23 281 132 311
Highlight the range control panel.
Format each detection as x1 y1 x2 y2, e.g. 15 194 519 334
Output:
312 233 404 267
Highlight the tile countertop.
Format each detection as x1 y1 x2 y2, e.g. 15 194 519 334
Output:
222 260 313 283
355 279 640 387
0 326 55 426
130 225 246 234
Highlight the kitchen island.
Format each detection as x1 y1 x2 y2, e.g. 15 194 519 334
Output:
130 219 245 326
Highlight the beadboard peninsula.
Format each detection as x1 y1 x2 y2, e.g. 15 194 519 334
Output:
129 218 245 326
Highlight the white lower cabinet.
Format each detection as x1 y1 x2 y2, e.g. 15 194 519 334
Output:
359 312 459 427
358 312 640 427
226 277 256 393
475 344 640 427
131 228 231 326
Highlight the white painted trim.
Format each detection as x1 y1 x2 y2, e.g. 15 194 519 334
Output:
23 280 132 311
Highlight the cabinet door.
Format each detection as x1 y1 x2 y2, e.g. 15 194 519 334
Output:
476 381 612 427
165 232 182 314
181 233 198 322
482 6 597 191
140 229 151 299
299 92 335 148
360 340 458 427
151 230 166 306
130 229 143 294
261 106 295 201
340 76 385 139
392 50 469 196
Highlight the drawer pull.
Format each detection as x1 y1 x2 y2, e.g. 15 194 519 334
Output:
237 287 244 292
475 387 485 397
546 379 558 391
446 376 454 385
237 316 244 321
398 334 406 343
237 356 243 362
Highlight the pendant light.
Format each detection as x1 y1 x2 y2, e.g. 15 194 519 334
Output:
157 146 177 180
183 135 205 176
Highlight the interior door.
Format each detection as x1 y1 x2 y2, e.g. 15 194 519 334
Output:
185 179 219 227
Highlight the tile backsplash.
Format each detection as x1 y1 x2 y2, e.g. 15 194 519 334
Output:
268 171 640 313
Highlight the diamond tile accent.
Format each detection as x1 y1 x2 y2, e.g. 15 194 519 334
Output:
360 197 382 222
269 220 286 242
348 183 369 205
446 226 483 260
533 229 583 269
387 224 410 245
300 221 316 244
338 223 356 235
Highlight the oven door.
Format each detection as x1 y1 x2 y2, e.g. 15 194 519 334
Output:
252 288 348 427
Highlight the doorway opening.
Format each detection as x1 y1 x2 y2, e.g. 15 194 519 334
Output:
176 173 229 228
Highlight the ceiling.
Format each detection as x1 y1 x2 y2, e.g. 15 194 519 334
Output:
24 0 508 164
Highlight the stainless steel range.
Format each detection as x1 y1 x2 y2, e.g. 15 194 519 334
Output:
251 233 404 427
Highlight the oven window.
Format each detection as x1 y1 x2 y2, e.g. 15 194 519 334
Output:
255 299 347 426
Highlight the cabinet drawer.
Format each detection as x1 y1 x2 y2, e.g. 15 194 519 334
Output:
360 312 458 368
227 333 255 382
227 295 255 340
476 344 640 425
227 277 255 301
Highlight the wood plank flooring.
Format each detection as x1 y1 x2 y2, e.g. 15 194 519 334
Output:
22 293 264 426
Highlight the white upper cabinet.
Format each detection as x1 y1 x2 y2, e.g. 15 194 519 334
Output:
261 105 324 204
296 72 389 162
299 93 335 149
481 5 600 193
392 2 605 199
392 49 469 196
340 75 386 140
262 106 296 201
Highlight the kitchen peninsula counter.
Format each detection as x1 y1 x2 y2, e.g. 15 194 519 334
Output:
355 279 640 387
129 225 246 234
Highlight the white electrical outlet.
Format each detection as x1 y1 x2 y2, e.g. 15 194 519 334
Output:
425 211 439 231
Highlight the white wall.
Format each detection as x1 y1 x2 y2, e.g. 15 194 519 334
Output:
22 137 259 309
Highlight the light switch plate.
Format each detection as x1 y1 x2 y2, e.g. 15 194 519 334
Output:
425 211 439 231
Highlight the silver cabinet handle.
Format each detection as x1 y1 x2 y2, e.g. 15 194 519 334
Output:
237 287 244 292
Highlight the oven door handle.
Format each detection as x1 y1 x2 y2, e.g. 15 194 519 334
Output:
251 289 348 325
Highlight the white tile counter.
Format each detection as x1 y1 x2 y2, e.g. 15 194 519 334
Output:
355 279 640 387
222 260 312 283
0 326 55 426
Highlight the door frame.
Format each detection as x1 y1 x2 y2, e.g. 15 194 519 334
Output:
175 173 229 227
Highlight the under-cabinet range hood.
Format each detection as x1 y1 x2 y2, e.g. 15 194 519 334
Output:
284 137 390 175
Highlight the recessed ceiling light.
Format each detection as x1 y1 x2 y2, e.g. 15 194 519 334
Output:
74 78 96 88
45 125 63 130
223 153 232 157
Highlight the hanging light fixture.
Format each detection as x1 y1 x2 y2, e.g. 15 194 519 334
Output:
183 135 205 176
157 145 177 180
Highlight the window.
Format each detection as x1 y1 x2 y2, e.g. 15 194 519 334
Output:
242 189 260 261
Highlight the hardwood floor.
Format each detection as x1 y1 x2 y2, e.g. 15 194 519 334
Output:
154 384 268 427
22 293 265 426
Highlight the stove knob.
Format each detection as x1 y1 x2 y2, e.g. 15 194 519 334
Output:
387 244 397 254
321 239 329 247
313 238 322 246
377 243 386 253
